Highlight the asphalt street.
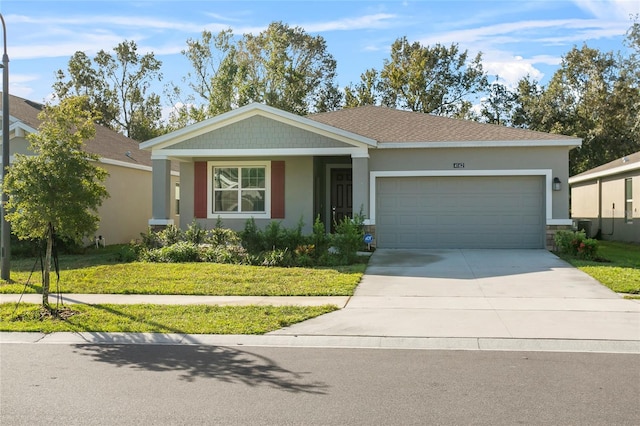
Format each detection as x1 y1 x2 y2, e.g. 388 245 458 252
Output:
1 343 639 425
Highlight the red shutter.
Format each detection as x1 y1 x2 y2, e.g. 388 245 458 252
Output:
271 161 285 219
194 161 208 218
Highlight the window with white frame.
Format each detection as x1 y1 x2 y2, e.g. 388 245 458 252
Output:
209 162 270 217
625 178 633 224
175 183 180 215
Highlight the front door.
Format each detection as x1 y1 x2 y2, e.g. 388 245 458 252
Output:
330 168 353 232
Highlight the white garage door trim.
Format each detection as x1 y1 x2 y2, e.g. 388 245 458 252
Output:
365 169 568 227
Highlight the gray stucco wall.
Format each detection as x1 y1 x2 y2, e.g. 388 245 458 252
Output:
369 146 572 220
181 157 315 234
172 116 353 150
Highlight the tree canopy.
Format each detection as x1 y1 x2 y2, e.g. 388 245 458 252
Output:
54 40 164 141
511 26 640 175
51 20 639 174
344 37 488 118
168 22 341 128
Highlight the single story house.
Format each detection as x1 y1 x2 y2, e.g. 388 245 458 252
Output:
141 103 581 250
569 151 639 243
2 94 180 245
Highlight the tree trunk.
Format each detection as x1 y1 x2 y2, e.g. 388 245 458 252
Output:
42 224 53 309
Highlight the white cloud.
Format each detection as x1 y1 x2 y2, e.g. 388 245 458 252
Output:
482 55 545 88
571 0 640 21
8 73 39 99
300 13 398 32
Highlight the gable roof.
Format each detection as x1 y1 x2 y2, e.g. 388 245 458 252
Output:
309 105 581 146
1 94 153 168
141 102 376 151
569 151 640 184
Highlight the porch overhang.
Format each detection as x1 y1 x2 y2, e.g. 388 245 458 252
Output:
150 146 370 161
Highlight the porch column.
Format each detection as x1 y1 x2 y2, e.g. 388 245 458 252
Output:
351 155 369 218
149 158 174 227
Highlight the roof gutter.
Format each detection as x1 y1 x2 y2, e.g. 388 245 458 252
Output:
377 139 582 149
569 161 640 185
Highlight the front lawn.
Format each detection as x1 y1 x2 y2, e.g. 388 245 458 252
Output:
0 246 365 296
0 245 362 334
0 303 338 334
558 240 640 296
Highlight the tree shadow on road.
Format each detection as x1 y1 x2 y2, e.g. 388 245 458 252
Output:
73 343 329 394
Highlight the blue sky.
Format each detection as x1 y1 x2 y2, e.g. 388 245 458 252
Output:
0 0 637 107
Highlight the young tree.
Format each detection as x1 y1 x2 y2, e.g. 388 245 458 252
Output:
54 40 164 141
3 97 109 309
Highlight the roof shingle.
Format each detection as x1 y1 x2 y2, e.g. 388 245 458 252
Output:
2 94 152 167
309 105 579 143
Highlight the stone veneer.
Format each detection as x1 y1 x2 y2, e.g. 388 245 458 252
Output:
546 224 573 251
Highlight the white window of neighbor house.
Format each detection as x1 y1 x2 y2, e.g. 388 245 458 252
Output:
209 161 270 218
625 178 633 224
175 183 180 215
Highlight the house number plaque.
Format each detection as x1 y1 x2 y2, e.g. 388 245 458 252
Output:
453 163 465 168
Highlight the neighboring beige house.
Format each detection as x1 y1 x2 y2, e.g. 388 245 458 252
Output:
569 151 639 243
142 103 581 250
1 94 179 245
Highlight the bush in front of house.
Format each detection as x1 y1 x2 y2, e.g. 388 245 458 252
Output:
132 215 368 266
330 214 365 265
554 230 599 260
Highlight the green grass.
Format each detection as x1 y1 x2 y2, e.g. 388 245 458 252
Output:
0 246 362 334
0 246 365 296
558 240 640 296
0 303 338 334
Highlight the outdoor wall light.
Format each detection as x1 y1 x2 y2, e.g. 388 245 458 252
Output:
553 177 562 191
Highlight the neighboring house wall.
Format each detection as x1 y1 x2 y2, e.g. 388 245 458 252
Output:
9 135 30 156
571 173 639 243
93 163 152 245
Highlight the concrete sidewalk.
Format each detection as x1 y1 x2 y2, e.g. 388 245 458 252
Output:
2 249 639 353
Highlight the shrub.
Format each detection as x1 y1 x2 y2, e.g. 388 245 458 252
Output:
260 248 293 267
282 217 306 251
241 218 263 254
158 225 183 246
310 215 330 259
331 214 364 264
207 227 241 247
184 220 206 244
201 244 249 264
116 244 139 263
554 230 599 260
262 221 285 251
142 241 200 263
139 227 162 249
574 238 598 260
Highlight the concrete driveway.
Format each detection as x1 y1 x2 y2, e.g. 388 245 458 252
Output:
271 249 640 346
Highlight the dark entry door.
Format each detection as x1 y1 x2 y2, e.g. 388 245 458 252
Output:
331 168 353 231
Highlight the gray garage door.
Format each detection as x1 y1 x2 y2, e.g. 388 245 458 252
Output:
376 176 545 249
